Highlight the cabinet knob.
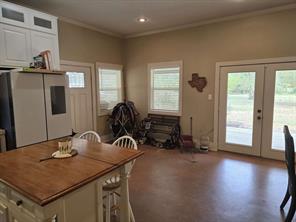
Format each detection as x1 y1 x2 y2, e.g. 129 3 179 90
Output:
16 200 23 206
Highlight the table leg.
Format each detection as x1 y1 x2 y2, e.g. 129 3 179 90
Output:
120 166 130 222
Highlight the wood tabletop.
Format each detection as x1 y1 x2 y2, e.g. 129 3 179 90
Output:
0 138 144 206
73 139 142 165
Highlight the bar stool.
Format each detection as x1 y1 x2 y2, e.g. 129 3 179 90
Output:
103 136 137 222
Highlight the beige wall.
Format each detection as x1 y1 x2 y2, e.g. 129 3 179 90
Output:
124 9 296 143
58 20 123 135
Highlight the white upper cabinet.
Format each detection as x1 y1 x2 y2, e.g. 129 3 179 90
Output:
31 31 60 70
29 11 57 34
0 23 31 67
0 1 60 69
0 1 30 28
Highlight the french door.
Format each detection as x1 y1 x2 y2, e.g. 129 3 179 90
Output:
218 62 296 160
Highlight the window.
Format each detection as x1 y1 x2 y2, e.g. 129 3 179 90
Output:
66 72 85 88
148 61 182 116
97 63 123 115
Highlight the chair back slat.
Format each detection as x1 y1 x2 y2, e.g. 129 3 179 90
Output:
113 136 137 150
112 136 138 175
79 131 101 143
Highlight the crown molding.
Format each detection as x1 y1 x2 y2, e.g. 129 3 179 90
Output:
125 3 296 39
4 0 123 38
4 0 296 39
58 16 123 38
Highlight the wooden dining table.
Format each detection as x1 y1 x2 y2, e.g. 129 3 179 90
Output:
0 138 144 222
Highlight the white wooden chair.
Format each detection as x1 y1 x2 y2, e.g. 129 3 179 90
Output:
103 136 137 222
79 131 101 143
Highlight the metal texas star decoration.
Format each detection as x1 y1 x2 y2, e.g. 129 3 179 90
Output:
188 73 207 92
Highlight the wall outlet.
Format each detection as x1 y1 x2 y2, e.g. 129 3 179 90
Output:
208 94 213 101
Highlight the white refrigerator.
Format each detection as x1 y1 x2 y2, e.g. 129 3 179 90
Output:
0 70 72 150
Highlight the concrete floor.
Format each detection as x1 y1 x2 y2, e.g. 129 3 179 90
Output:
128 146 292 222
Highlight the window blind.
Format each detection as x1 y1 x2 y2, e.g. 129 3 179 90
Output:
99 68 122 113
150 67 180 113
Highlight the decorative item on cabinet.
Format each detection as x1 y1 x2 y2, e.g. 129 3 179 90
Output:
188 73 207 92
31 55 45 69
40 50 53 70
30 50 53 70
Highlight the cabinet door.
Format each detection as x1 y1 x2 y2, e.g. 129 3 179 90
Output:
0 202 8 222
0 1 30 28
44 74 72 140
29 11 57 34
8 210 35 222
31 31 60 70
0 24 31 67
10 72 47 148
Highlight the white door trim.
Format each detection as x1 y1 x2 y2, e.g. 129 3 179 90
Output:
213 56 296 152
60 60 97 131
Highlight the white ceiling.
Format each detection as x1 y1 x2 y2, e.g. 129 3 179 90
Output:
11 0 296 37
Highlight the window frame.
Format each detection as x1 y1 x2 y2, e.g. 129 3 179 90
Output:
148 60 183 116
96 62 123 116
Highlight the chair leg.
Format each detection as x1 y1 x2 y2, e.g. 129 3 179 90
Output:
113 192 117 216
129 202 135 222
106 192 111 222
285 196 296 222
281 186 291 209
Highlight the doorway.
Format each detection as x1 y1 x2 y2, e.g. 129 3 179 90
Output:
217 59 296 160
61 61 96 133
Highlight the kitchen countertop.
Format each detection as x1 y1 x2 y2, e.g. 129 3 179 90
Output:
0 138 144 206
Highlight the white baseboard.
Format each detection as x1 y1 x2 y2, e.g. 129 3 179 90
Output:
209 142 217 151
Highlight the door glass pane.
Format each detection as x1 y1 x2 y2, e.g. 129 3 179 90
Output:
272 70 296 150
66 72 85 88
225 72 256 146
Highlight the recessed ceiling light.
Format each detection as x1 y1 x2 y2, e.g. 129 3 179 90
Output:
136 17 149 23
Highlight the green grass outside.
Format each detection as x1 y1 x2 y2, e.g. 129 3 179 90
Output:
227 94 296 133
